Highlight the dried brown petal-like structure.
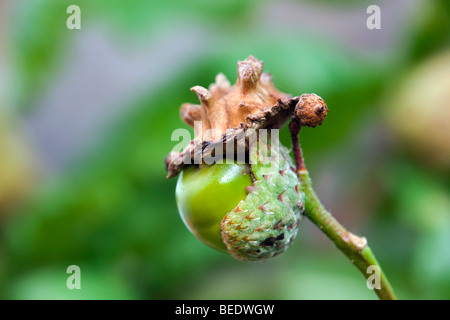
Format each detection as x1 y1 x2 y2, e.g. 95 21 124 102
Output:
180 56 292 140
166 56 327 178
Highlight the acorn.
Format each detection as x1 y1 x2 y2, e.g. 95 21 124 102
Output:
166 56 327 261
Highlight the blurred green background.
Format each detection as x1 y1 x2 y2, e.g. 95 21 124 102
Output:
0 0 449 300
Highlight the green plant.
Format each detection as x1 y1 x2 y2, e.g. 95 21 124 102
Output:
166 56 396 299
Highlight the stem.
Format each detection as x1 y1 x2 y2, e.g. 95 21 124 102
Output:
290 123 397 300
289 121 305 171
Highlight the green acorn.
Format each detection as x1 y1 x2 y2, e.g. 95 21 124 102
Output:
166 56 327 261
176 140 303 261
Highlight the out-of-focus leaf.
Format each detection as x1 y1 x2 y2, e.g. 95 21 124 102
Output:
406 0 450 63
412 223 450 299
7 266 136 300
12 0 257 109
394 164 450 231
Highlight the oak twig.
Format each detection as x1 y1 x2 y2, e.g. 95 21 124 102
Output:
290 122 397 300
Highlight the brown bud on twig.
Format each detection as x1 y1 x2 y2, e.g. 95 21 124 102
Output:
293 93 328 128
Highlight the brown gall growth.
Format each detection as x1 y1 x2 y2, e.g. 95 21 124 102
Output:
166 56 328 178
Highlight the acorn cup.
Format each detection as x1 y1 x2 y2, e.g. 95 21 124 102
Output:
166 56 327 262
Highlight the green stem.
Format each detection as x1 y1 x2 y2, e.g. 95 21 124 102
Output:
289 122 397 300
299 170 397 300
